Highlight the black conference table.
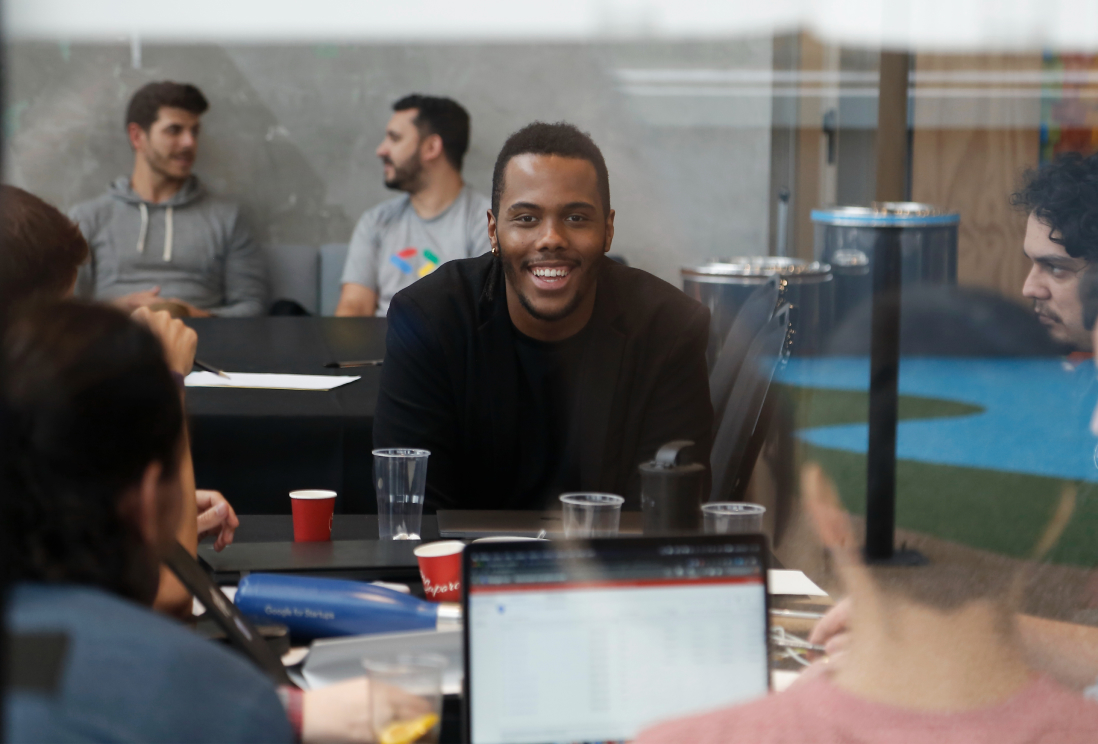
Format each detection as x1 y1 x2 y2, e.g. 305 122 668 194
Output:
184 317 386 514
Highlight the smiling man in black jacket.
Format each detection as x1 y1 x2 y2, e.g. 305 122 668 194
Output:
373 122 712 511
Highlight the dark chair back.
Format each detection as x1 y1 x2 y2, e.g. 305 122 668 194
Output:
709 304 792 503
708 275 780 425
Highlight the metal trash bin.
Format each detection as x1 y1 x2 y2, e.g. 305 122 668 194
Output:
830 248 872 328
682 257 834 365
812 203 959 326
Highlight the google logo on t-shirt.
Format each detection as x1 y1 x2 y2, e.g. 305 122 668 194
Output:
390 247 440 278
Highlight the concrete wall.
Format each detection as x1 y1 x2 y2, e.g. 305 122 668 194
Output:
5 39 773 287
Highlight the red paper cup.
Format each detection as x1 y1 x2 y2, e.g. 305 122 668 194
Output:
414 541 465 602
289 490 337 542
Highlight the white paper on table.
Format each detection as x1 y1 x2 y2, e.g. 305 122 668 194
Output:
771 670 801 692
768 569 828 597
184 371 360 391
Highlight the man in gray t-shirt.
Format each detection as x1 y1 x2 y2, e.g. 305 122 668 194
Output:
337 94 490 316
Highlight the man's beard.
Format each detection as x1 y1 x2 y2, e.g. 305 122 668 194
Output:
383 152 424 192
500 238 606 323
1033 300 1063 326
143 144 192 182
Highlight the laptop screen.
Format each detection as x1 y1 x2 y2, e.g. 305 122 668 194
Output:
463 535 770 744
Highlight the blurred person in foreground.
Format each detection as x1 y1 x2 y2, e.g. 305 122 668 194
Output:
372 122 712 509
636 286 1098 743
336 94 491 317
69 81 267 317
810 278 1098 696
0 184 238 617
1 303 425 743
1016 151 1098 352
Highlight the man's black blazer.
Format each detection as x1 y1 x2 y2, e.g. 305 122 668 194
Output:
373 252 713 511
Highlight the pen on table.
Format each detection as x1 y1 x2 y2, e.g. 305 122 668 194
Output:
193 359 231 379
324 359 384 368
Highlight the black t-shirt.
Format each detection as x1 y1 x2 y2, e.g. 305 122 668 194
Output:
511 322 591 508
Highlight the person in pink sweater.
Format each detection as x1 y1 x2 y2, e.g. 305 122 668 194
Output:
634 463 1098 744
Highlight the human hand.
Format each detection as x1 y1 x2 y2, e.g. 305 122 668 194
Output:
112 287 162 311
301 677 434 743
131 306 197 376
196 489 239 551
808 596 851 658
165 298 212 318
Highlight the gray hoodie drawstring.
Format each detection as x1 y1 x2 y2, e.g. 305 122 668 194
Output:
135 203 174 262
163 206 173 262
136 203 149 254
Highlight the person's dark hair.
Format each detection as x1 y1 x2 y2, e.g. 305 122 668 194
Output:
490 121 610 218
1011 151 1098 262
0 302 183 604
126 81 209 132
1081 264 1098 331
0 185 89 320
392 94 471 171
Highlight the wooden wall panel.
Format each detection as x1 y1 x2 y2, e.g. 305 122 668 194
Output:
910 54 1041 300
791 33 831 261
911 128 1039 298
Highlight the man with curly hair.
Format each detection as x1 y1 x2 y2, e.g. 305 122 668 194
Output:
1015 151 1098 351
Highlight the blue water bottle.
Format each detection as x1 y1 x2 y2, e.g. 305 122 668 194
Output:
234 573 460 640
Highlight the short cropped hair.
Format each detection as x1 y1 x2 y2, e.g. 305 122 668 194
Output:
393 94 471 172
126 81 209 132
491 121 611 218
1012 151 1098 262
0 185 89 317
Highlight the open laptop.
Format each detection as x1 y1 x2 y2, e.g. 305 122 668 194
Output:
462 534 770 744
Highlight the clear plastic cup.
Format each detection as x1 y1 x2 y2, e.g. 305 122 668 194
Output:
560 493 625 538
702 502 766 534
363 654 445 744
373 448 430 540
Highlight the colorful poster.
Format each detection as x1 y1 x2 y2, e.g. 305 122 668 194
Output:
1041 53 1098 163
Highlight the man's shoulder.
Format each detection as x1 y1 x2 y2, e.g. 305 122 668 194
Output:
188 191 244 222
67 190 117 225
634 689 793 744
10 583 271 687
603 259 708 331
357 194 412 231
9 583 289 742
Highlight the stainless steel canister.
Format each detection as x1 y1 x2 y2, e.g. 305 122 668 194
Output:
682 257 833 365
812 202 959 288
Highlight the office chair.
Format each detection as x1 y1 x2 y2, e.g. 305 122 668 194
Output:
709 304 792 503
708 275 781 426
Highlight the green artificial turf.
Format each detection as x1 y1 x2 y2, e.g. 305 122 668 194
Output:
780 385 1098 568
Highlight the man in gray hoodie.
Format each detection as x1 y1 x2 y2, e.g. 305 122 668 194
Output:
70 81 267 317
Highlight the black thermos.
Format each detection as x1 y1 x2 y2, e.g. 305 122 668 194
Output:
639 440 707 535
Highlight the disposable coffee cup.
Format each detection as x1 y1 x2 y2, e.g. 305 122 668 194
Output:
373 448 430 540
363 654 445 744
560 493 624 538
414 541 465 602
289 490 337 542
702 502 765 535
